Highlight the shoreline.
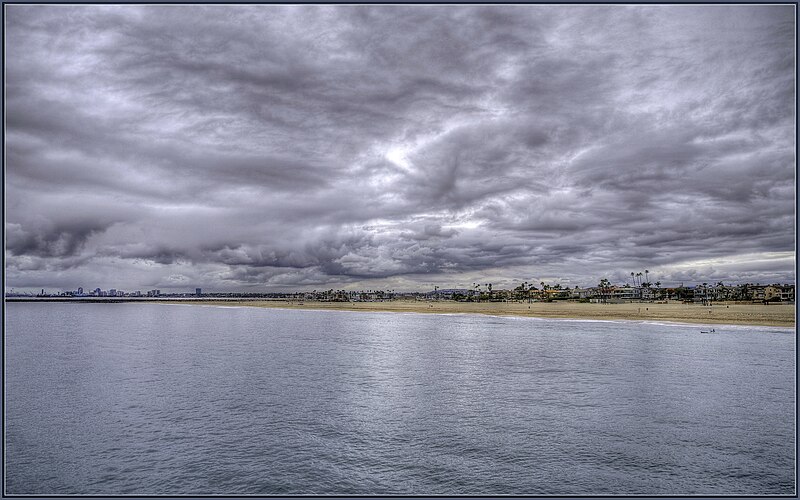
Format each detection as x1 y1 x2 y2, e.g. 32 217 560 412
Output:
7 297 794 327
155 299 795 328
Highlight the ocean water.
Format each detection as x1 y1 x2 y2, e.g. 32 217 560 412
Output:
4 302 795 495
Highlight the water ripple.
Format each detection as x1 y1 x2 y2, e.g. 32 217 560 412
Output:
5 302 795 495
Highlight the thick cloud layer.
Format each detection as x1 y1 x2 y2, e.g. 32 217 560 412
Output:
4 5 795 292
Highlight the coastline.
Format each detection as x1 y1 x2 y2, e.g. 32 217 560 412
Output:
154 299 796 328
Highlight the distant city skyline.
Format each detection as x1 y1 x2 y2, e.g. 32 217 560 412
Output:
5 5 796 293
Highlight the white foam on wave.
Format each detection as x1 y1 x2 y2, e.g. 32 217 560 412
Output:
639 320 703 329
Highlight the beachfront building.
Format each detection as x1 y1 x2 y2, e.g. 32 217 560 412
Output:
708 284 734 301
611 286 641 301
765 285 795 302
693 284 713 305
661 287 692 301
750 285 766 301
764 285 781 301
541 289 561 300
570 288 592 300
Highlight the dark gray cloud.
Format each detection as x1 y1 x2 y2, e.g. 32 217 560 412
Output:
4 5 795 292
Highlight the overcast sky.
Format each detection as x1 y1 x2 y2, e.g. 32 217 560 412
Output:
4 5 796 293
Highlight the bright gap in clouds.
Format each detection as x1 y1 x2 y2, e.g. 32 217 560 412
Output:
669 252 795 271
385 146 413 172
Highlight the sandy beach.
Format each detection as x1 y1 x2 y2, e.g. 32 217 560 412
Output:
177 299 795 328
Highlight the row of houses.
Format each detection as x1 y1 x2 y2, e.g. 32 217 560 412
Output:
298 283 796 304
688 283 795 303
500 283 795 303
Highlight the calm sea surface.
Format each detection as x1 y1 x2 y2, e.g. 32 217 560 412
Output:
5 302 795 495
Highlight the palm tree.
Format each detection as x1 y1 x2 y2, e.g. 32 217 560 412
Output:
630 272 635 287
599 278 611 303
645 270 649 287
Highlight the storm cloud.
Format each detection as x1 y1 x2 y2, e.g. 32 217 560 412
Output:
4 5 795 292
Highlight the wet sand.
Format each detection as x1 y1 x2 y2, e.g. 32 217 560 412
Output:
177 299 795 328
